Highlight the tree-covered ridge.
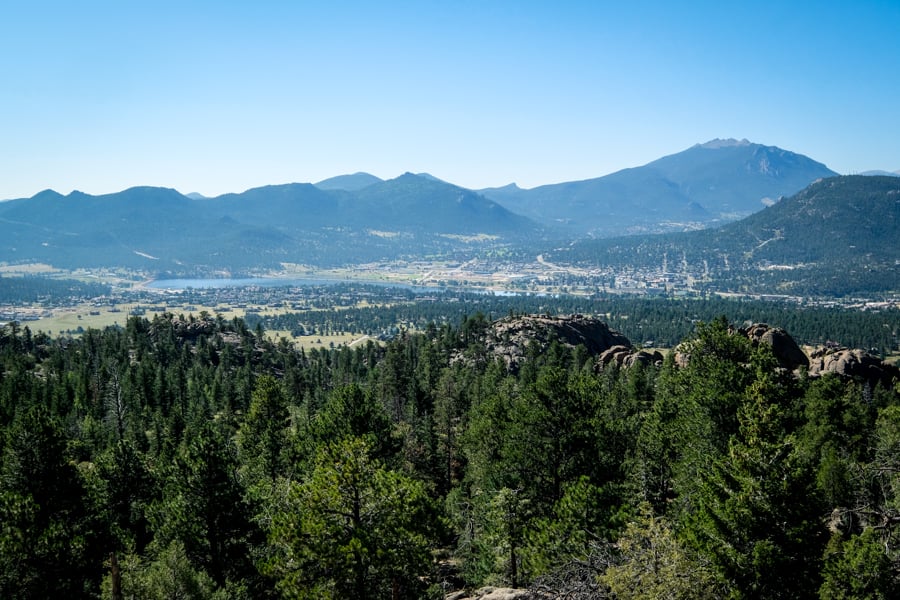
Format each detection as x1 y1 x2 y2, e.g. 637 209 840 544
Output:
551 175 900 296
0 312 898 598
0 274 111 304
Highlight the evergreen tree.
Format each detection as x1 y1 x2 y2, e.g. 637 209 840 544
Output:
267 437 438 599
153 420 258 588
238 375 290 485
687 347 826 598
0 405 104 597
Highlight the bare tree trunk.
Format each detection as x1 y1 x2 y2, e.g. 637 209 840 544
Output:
109 552 123 600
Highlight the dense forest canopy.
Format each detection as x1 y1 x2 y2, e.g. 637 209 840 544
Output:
1 307 898 598
0 274 111 304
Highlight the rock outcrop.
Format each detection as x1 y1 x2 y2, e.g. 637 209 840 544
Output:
807 346 899 388
149 314 217 340
739 323 809 371
675 321 898 389
481 314 633 373
445 588 532 600
597 345 664 369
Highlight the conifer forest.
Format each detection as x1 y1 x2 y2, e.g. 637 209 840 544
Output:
1 308 899 599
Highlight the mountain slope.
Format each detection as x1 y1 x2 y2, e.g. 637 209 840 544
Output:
861 170 900 177
481 139 836 235
551 175 900 296
347 173 535 233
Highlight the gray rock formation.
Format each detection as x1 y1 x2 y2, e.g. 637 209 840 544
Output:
740 323 809 371
596 345 664 369
481 314 632 373
807 347 899 388
675 322 897 389
445 588 532 600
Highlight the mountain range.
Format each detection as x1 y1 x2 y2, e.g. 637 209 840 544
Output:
0 174 537 271
309 140 838 236
0 140 889 290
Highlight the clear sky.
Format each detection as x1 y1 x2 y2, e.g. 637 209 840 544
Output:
1 0 898 199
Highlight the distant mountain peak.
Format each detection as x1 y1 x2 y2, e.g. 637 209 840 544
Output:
314 172 383 191
487 183 523 192
479 139 836 236
31 189 65 201
696 138 753 149
414 172 447 183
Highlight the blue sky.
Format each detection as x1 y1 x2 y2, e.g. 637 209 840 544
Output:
1 0 898 199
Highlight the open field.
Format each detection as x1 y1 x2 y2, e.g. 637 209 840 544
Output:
267 329 364 350
25 297 381 351
0 263 62 275
28 302 240 336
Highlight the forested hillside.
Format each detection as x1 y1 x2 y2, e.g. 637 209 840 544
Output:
0 274 110 304
550 175 900 296
1 311 898 598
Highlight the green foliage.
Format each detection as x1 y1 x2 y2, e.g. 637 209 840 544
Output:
0 274 111 304
686 345 826 598
0 307 897 596
238 375 290 485
0 406 104 597
91 439 157 553
449 486 532 589
153 420 258 587
600 504 726 599
819 529 895 600
524 476 624 579
100 541 248 600
267 437 438 599
307 383 399 461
